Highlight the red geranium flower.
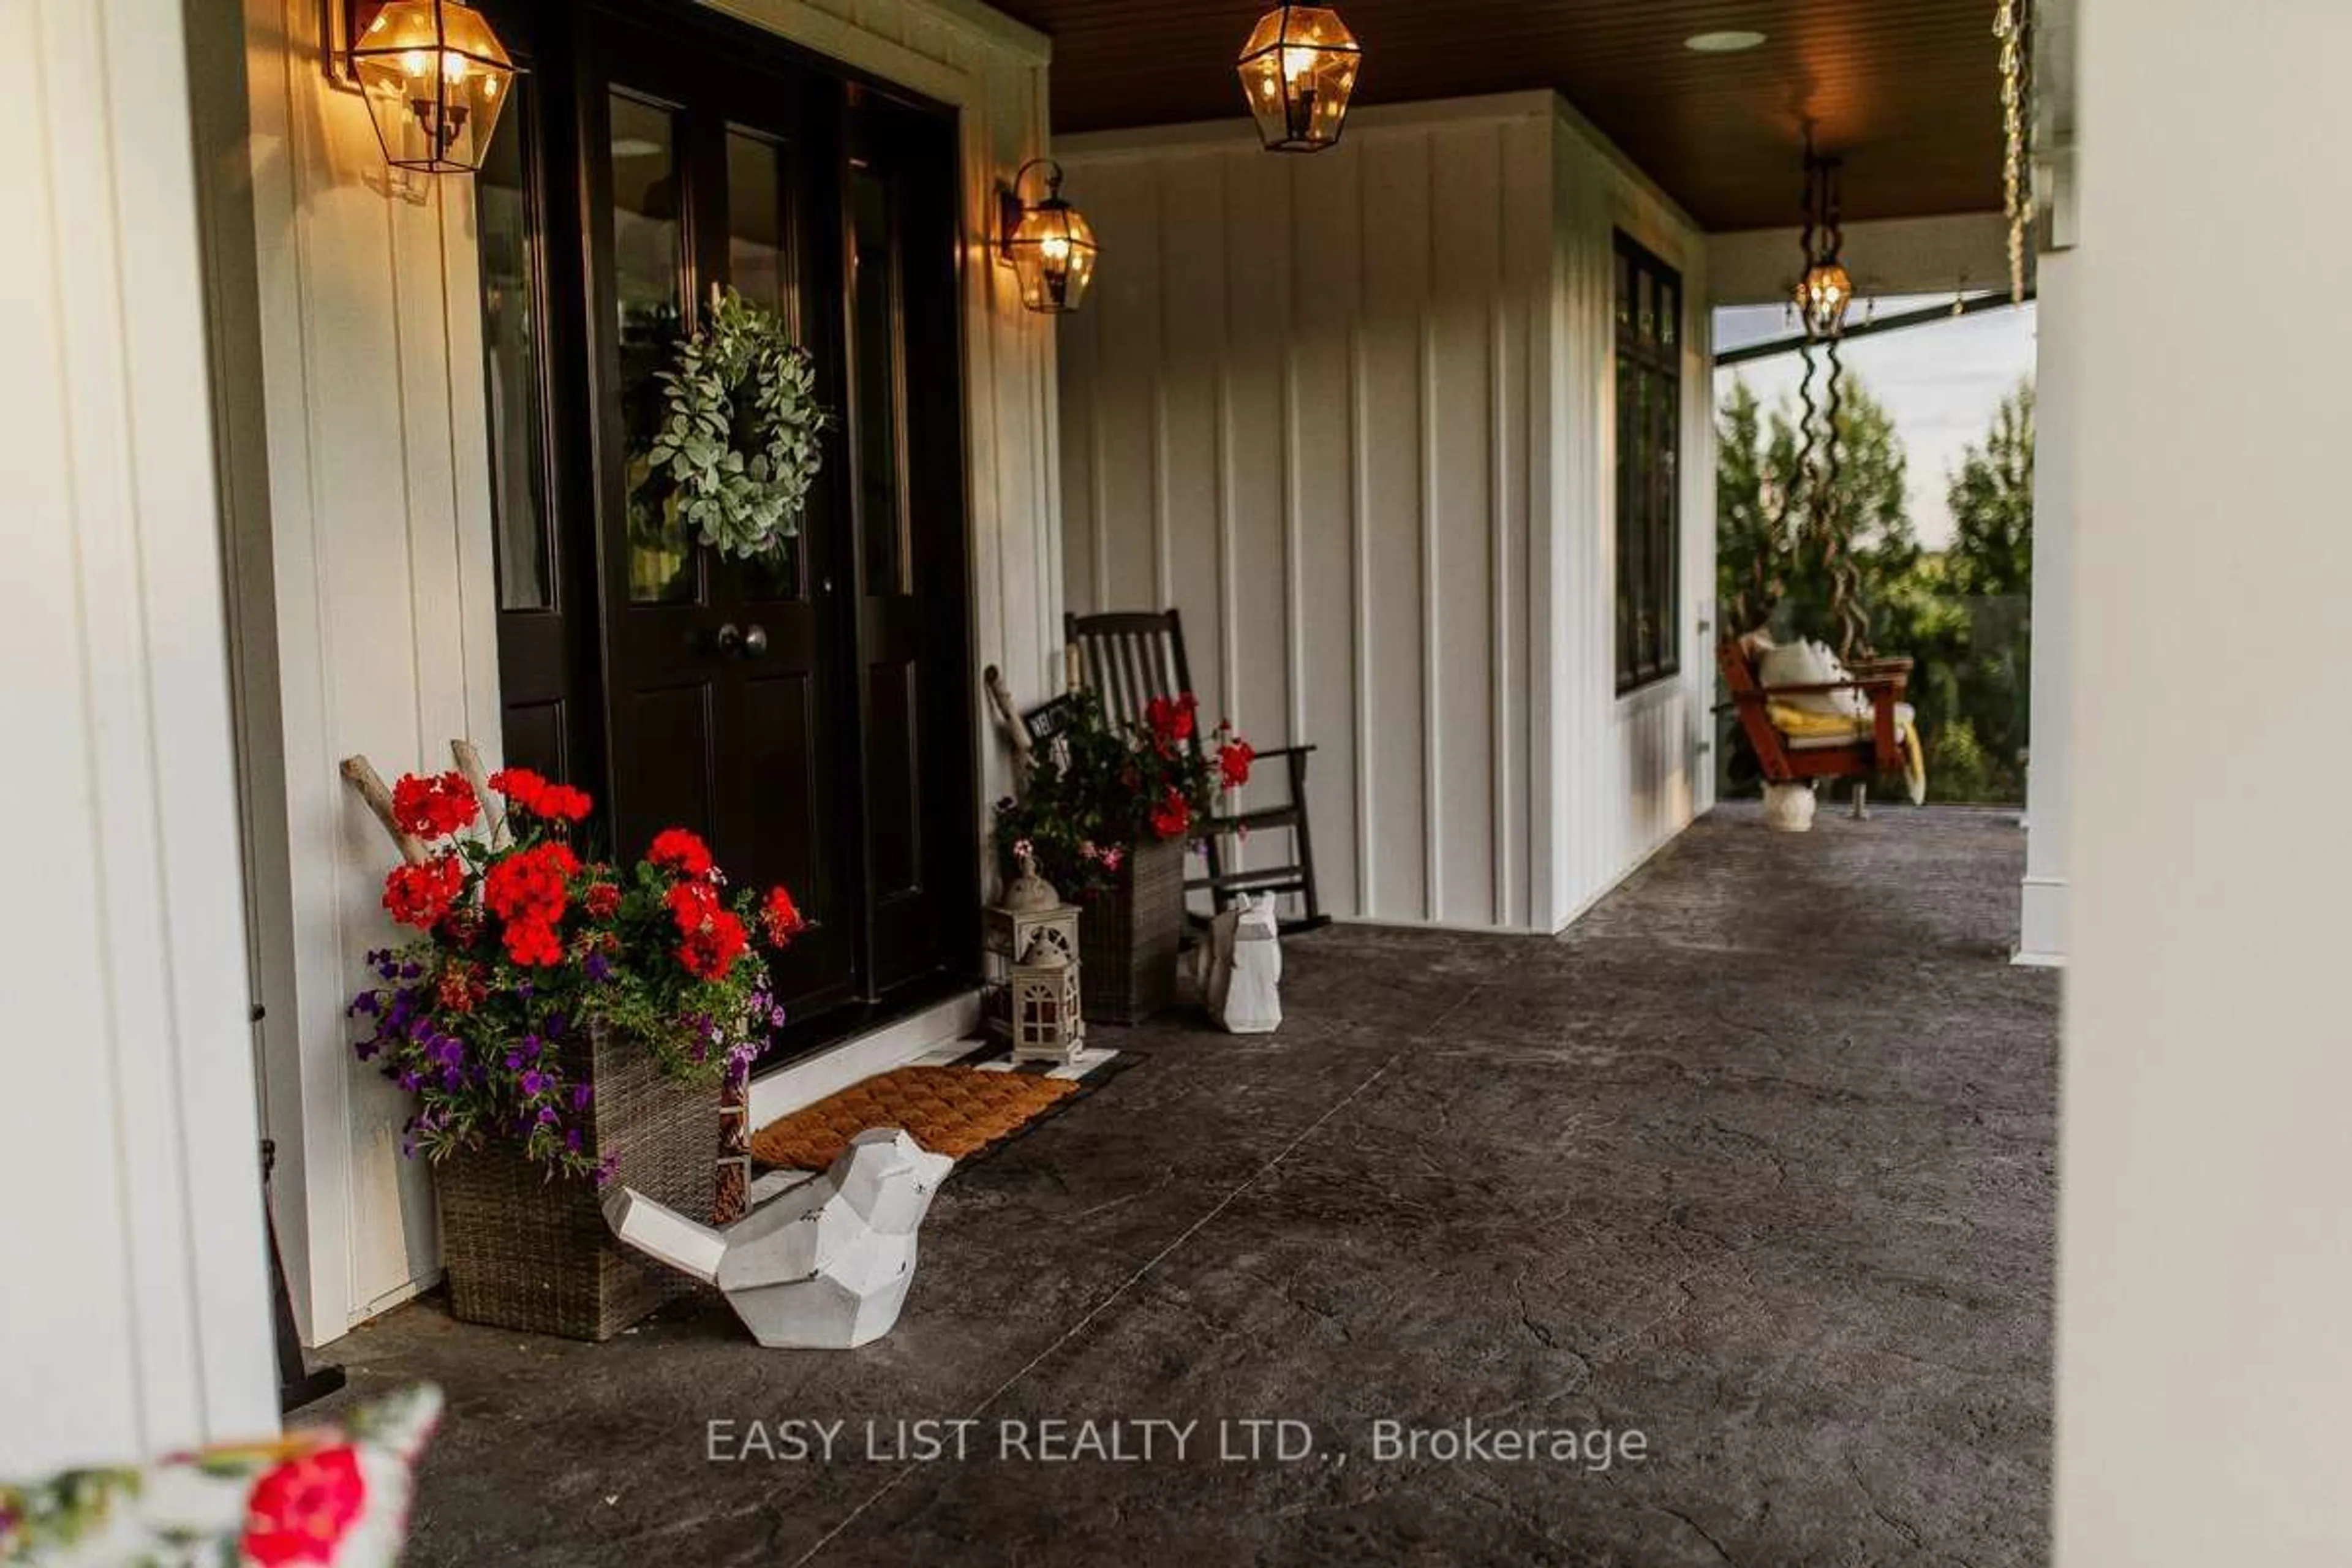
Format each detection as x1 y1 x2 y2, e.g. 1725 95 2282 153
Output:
490 767 592 826
680 910 748 981
488 766 548 813
241 1443 366 1568
533 782 592 824
759 884 807 947
1145 693 1198 746
1218 739 1254 791
582 881 621 920
648 827 715 878
662 878 747 979
390 771 478 840
1150 788 1191 840
482 843 577 965
502 916 565 968
665 878 720 935
383 855 466 930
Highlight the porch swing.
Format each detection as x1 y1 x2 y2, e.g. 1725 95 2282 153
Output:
1716 144 1926 829
1717 631 1920 820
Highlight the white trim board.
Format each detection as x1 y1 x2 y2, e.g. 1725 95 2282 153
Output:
2015 873 2070 968
748 990 985 1129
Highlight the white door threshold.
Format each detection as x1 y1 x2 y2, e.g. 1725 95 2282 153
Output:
747 989 983 1129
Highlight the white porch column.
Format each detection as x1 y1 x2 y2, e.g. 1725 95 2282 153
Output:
2014 247 2073 967
0 0 279 1466
2055 0 2352 1561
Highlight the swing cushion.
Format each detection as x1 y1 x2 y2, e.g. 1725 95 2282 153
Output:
1757 638 1870 720
0 1386 439 1567
1777 701 1918 747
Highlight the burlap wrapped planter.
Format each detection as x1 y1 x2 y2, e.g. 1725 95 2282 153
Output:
1078 835 1186 1024
434 1023 717 1341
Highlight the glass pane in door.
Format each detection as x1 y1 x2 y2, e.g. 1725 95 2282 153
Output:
477 79 551 611
609 92 693 605
728 129 791 318
729 129 804 601
849 164 908 595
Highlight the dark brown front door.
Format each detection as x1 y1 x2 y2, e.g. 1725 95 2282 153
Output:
584 23 865 1026
486 1 978 1055
842 99 971 994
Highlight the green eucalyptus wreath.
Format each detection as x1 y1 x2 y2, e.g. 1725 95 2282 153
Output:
647 286 830 561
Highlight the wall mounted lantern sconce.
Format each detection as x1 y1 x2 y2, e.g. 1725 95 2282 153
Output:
325 0 519 175
997 160 1098 314
1237 4 1362 152
1795 149 1852 340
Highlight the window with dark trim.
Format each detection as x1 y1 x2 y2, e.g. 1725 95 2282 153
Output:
1614 233 1682 693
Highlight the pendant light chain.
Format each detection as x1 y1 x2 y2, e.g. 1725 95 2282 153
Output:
1792 140 1870 660
1995 0 2036 303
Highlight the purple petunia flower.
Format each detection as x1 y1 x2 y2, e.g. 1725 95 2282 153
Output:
520 1069 549 1097
571 1084 592 1111
583 953 611 982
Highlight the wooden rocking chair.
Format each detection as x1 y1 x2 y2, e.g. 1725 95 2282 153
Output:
1717 634 1912 813
1061 609 1329 933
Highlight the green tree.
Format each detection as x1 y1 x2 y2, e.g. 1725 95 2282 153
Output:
1715 368 2037 804
1932 379 2037 796
1946 381 2035 597
1715 368 1914 652
1714 379 1780 635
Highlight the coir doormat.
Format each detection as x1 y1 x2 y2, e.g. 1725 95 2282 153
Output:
748 1065 1080 1171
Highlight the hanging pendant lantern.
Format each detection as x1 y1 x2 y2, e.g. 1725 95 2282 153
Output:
1798 257 1853 341
345 0 519 175
998 159 1099 314
1794 149 1852 340
1237 5 1362 153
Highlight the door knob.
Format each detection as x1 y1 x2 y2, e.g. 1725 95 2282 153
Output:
742 624 770 658
712 622 742 656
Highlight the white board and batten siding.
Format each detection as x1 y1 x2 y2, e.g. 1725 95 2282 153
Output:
1056 93 1714 934
2 0 279 1467
210 0 1063 1345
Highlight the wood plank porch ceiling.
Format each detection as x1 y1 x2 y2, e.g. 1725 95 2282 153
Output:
990 0 2005 230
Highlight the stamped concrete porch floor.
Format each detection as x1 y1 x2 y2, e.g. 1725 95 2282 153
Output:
322 805 2057 1567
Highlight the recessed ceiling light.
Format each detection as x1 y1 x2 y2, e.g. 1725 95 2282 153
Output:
1686 29 1767 53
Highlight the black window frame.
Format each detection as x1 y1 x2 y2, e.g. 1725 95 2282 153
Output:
1613 232 1683 695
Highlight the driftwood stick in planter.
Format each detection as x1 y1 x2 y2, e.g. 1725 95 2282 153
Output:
982 665 1033 780
449 737 509 849
340 755 428 865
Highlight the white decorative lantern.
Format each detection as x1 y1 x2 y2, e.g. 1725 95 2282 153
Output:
983 852 1082 1041
1009 938 1085 1065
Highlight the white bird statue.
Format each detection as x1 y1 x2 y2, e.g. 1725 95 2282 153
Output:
603 1126 952 1349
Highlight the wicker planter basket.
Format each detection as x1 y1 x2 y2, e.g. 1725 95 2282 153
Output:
434 1023 718 1341
1079 834 1186 1024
